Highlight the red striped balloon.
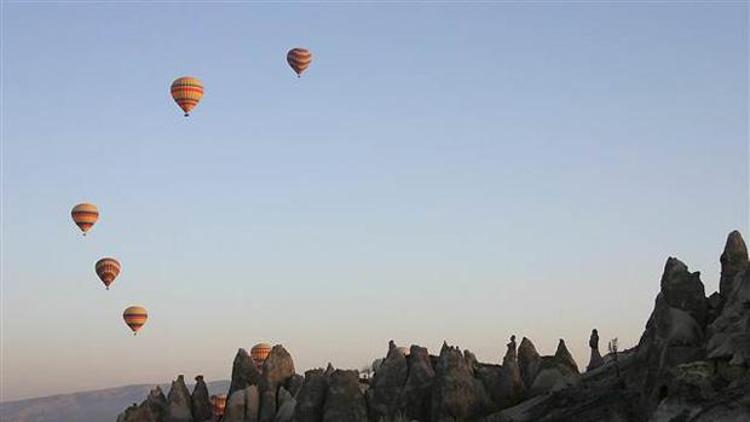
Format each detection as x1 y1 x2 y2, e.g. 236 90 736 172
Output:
170 76 204 117
286 48 313 77
71 203 99 235
95 257 121 290
211 394 227 418
251 343 272 369
123 306 148 335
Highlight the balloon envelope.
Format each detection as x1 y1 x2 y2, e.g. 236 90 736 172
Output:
170 76 204 116
286 48 312 77
95 257 121 289
211 394 227 417
71 203 99 235
250 343 272 368
123 306 148 335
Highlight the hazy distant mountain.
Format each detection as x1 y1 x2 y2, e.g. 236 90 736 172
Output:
0 380 229 422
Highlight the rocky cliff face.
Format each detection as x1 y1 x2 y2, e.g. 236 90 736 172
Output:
118 231 750 422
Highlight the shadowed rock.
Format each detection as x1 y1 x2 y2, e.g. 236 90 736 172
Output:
229 348 261 398
431 342 490 421
397 345 435 421
167 375 193 422
294 369 328 422
497 335 525 407
323 370 367 422
660 257 708 326
720 230 748 297
366 341 408 420
518 337 541 389
117 386 169 422
223 385 259 422
553 339 579 374
586 329 604 372
259 345 296 422
190 376 211 422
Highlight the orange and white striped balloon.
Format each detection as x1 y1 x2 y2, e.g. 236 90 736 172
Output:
286 48 313 77
170 76 204 117
95 257 121 290
210 394 227 419
71 203 99 235
123 306 148 335
250 343 272 369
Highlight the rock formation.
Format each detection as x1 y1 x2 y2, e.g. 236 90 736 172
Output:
167 375 193 422
119 230 750 422
586 329 604 372
190 376 211 422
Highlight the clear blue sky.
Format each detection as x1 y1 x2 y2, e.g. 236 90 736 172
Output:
1 1 747 401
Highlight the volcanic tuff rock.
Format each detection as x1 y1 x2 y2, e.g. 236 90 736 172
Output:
229 348 261 398
167 375 193 422
119 230 750 422
586 329 604 372
190 376 211 422
517 337 541 390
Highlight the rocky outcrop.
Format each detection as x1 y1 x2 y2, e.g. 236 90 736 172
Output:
190 376 211 422
528 340 581 397
635 257 708 413
586 329 604 372
120 230 750 422
223 385 259 422
720 230 748 297
117 386 169 422
259 345 296 422
294 369 328 422
517 337 541 389
398 345 436 421
229 348 261 398
431 343 491 421
167 375 193 422
322 370 367 422
495 336 525 408
366 340 409 420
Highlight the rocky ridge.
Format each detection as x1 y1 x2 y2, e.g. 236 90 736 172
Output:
118 231 750 422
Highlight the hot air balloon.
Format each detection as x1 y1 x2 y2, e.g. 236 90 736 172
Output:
396 346 410 357
71 203 99 235
95 257 121 290
211 394 227 419
170 76 204 117
123 306 148 335
286 48 312 77
250 343 272 369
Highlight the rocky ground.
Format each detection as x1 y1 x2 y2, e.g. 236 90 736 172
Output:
118 231 750 422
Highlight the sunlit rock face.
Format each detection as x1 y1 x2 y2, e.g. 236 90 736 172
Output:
118 231 750 422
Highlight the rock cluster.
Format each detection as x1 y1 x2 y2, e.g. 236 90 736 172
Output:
119 230 750 422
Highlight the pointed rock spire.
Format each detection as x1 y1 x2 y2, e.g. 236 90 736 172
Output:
553 339 579 373
191 375 211 422
586 329 604 372
518 337 541 388
720 230 748 296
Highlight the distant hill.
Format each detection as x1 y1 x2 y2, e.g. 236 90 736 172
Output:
0 380 229 422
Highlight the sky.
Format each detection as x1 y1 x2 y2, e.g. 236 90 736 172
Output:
1 1 748 402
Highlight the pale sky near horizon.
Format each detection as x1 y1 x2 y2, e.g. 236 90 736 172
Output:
1 1 748 401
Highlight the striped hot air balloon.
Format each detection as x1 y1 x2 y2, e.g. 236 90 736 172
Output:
286 48 312 77
71 203 99 235
210 394 227 419
250 343 272 369
95 257 121 290
170 76 204 117
123 306 148 335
